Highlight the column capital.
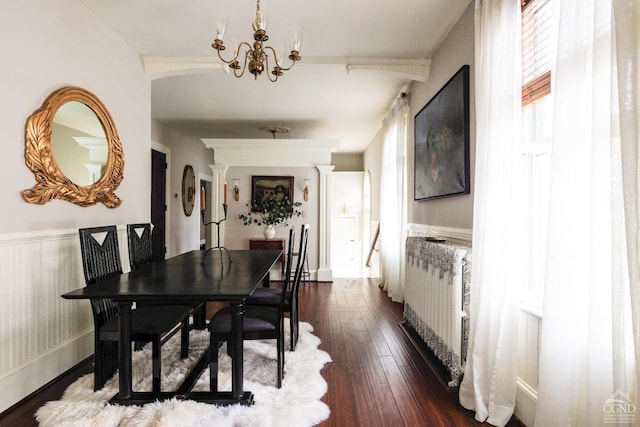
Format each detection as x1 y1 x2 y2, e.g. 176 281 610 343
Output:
316 165 335 174
209 164 228 174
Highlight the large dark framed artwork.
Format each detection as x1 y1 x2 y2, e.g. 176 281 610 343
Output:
414 65 470 201
250 175 294 212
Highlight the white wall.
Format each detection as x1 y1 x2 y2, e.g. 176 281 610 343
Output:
0 0 151 412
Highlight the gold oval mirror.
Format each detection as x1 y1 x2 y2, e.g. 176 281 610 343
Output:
182 165 195 216
52 101 107 186
22 86 124 207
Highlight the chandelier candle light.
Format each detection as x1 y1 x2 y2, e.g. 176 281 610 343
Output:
212 0 302 81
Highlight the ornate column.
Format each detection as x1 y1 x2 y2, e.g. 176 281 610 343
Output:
316 165 334 281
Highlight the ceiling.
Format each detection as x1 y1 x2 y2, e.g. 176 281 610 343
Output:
80 0 471 153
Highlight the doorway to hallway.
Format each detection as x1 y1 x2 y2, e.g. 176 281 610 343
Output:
330 172 367 278
151 149 167 260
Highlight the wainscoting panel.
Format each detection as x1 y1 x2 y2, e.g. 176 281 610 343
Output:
0 226 131 413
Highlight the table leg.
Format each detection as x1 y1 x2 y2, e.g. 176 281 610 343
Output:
117 302 133 399
281 253 285 277
229 301 244 400
262 271 271 288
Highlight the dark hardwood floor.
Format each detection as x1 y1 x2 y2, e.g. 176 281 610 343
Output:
0 278 524 427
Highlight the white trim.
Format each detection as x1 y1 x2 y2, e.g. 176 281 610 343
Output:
0 225 129 245
519 293 544 320
0 228 78 245
316 165 335 281
198 172 213 250
406 223 473 244
516 378 538 427
0 331 93 413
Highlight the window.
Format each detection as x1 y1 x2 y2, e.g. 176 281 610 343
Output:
521 0 552 298
521 0 552 107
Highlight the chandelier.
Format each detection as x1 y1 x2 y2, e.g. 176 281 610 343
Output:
211 0 302 82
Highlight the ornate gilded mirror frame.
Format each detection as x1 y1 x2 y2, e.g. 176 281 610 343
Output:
22 86 124 207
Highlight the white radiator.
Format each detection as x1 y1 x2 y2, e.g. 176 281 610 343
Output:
404 236 472 387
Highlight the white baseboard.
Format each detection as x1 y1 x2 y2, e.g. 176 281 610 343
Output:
0 330 93 413
515 378 537 426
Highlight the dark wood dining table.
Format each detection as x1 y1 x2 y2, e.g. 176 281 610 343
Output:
62 249 281 406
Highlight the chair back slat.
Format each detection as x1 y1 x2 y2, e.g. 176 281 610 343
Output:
79 225 123 284
78 226 123 327
127 223 153 270
283 227 296 290
282 224 309 308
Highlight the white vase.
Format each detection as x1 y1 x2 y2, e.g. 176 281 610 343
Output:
263 225 276 239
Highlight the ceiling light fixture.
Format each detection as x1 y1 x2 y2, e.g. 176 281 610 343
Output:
212 0 302 82
260 125 290 139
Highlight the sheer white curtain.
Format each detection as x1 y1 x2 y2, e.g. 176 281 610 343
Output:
458 1 523 425
615 0 640 392
535 1 639 425
379 95 408 302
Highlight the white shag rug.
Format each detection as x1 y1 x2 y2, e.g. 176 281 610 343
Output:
36 321 331 427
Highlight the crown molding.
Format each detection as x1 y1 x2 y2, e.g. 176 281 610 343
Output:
201 138 339 167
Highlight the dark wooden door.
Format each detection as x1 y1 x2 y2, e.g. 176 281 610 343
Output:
151 149 166 261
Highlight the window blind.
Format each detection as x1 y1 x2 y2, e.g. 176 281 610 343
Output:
521 0 552 107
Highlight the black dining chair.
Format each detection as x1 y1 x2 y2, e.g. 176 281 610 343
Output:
246 224 310 351
209 224 309 390
79 225 192 395
127 223 206 330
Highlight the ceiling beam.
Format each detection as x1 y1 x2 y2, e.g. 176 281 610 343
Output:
201 139 340 167
143 56 431 82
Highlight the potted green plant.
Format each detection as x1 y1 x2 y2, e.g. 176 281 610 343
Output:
238 197 303 238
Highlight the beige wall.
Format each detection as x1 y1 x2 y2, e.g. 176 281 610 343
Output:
363 127 384 223
2 0 151 234
332 153 364 171
223 166 320 273
363 4 475 231
0 0 152 412
408 3 475 229
151 120 216 257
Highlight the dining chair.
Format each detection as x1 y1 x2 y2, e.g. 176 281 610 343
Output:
79 225 191 394
127 223 206 330
245 224 310 351
289 247 311 284
209 224 309 390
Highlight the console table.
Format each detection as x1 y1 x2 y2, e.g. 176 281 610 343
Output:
249 237 286 277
